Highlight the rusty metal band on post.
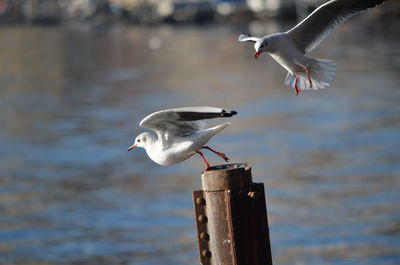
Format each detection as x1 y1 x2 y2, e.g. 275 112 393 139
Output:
192 163 273 265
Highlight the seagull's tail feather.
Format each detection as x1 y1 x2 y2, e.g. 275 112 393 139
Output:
285 59 336 91
309 59 336 89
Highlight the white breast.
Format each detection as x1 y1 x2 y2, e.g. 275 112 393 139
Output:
269 37 311 74
146 140 195 166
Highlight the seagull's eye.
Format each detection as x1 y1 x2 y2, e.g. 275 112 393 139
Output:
137 139 141 143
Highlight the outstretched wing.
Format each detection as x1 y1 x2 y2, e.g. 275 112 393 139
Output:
139 107 237 139
238 33 260 43
287 0 388 54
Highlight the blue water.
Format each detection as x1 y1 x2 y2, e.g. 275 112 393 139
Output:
0 20 399 265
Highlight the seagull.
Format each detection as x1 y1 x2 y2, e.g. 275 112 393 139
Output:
128 107 237 170
238 0 389 95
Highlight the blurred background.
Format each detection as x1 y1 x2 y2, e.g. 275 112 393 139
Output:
0 0 400 264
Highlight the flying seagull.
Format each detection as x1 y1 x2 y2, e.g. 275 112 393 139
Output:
128 107 237 170
238 0 389 95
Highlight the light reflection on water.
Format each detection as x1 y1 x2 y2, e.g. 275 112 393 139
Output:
0 20 399 265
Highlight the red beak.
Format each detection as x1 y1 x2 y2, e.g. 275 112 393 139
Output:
254 51 261 59
128 144 137 151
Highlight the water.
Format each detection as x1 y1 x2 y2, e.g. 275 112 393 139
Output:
0 20 399 265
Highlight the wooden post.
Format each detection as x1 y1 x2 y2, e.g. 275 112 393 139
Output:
193 163 273 265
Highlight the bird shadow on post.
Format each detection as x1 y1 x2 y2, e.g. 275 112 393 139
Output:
193 163 273 265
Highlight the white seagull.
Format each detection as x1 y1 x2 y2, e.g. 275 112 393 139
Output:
238 0 389 95
128 107 237 170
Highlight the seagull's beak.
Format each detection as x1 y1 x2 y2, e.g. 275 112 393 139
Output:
254 51 261 59
128 144 137 151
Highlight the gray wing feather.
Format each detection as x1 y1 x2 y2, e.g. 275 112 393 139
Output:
139 107 237 137
287 0 388 54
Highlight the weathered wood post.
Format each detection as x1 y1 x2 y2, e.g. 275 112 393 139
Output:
192 163 273 265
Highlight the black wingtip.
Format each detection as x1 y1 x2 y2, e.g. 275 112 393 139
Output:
221 110 238 117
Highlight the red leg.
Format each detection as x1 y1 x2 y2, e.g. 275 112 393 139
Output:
294 75 301 95
304 67 313 88
196 151 210 171
202 146 230 163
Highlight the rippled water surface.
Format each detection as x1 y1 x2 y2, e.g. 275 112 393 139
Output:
0 19 399 265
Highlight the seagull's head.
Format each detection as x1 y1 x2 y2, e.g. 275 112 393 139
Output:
128 132 151 151
254 40 268 59
238 33 267 59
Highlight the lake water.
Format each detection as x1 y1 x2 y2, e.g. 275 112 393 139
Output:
0 19 399 265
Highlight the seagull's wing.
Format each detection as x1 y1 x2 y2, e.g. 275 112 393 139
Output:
287 0 388 54
238 33 260 43
140 107 237 139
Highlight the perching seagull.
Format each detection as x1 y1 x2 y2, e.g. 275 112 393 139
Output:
238 0 389 95
128 107 237 170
